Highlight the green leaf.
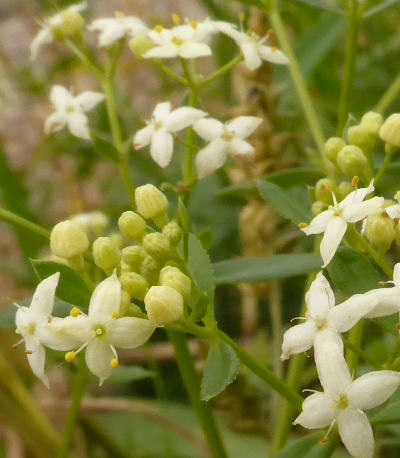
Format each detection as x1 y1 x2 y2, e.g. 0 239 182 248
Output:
274 432 325 458
288 0 345 15
327 247 382 296
105 365 154 384
187 233 215 302
371 400 400 424
197 227 214 251
364 0 400 18
92 134 120 163
214 253 321 285
30 260 92 308
257 181 311 224
232 0 264 7
200 341 240 401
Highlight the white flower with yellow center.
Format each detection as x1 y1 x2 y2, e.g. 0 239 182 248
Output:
280 272 376 360
193 116 262 178
45 85 105 140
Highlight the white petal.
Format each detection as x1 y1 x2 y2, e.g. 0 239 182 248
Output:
226 116 263 139
385 204 400 219
346 370 400 410
215 22 242 42
394 263 400 285
88 271 120 322
50 85 73 110
75 91 105 111
293 392 334 429
30 28 52 61
179 42 212 59
313 330 352 396
68 2 87 14
337 409 374 458
241 42 262 71
196 138 229 179
25 337 48 388
85 340 113 384
44 111 67 135
342 197 384 223
15 307 30 329
124 17 148 37
364 287 400 318
164 107 207 132
29 273 60 318
153 102 171 123
67 112 90 140
42 316 91 350
320 216 347 267
88 18 114 31
133 125 154 149
327 294 377 332
150 129 173 168
143 45 179 59
228 138 254 156
108 317 155 348
305 272 335 318
97 23 126 47
258 45 289 65
340 180 375 207
301 210 334 235
193 118 224 141
280 320 317 360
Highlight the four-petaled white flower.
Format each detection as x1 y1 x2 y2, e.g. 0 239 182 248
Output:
56 272 156 384
295 330 400 458
280 272 376 360
133 101 206 168
217 22 289 71
30 2 87 61
45 85 105 140
88 13 148 47
300 180 384 267
193 116 262 178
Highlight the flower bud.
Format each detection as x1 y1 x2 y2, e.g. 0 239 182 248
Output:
135 184 168 220
323 137 346 163
159 266 191 302
336 145 368 177
315 178 336 204
337 181 354 200
121 246 145 272
51 11 85 41
141 254 161 285
395 220 400 246
311 201 327 216
347 125 375 151
71 211 108 238
129 34 154 57
109 233 123 249
92 237 121 273
144 286 184 325
119 290 131 316
360 111 383 136
162 221 182 245
142 233 171 260
50 220 89 259
120 272 149 301
118 211 146 241
365 213 395 253
379 114 400 149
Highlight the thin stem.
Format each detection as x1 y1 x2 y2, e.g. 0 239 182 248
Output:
0 207 50 239
166 330 227 458
152 59 189 86
384 335 400 368
343 337 383 370
374 149 393 186
375 71 400 114
337 0 360 135
345 321 364 373
201 54 243 87
64 39 104 80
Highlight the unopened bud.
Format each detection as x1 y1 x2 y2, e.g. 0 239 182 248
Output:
159 266 191 302
141 254 161 285
144 285 184 325
120 272 149 300
162 220 182 245
142 233 171 260
337 181 354 200
51 11 84 41
365 213 395 252
360 111 383 137
50 220 89 259
109 233 123 249
92 237 121 273
71 211 108 237
119 290 131 316
135 184 168 220
121 245 145 272
323 137 346 163
129 34 154 57
315 178 336 204
380 114 400 149
336 145 368 177
311 201 327 216
347 125 375 151
118 211 146 241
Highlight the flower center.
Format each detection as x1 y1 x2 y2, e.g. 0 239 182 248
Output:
66 105 75 113
171 36 183 46
314 316 327 330
334 393 349 410
28 322 36 335
93 325 106 338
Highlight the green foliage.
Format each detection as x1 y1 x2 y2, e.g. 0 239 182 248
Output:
105 365 154 384
274 432 328 458
287 0 344 15
91 134 120 163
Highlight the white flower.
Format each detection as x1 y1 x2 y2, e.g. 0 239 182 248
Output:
45 85 105 140
217 22 288 71
133 101 206 168
193 116 262 178
143 22 213 60
300 180 384 267
385 191 400 219
30 2 87 60
71 211 109 237
280 272 376 360
56 272 156 384
295 330 400 458
88 13 147 47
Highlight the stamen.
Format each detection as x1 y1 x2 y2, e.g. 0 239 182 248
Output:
110 358 118 368
239 12 245 22
352 176 359 187
271 47 278 52
24 351 33 355
190 20 197 29
12 339 24 349
112 311 118 319
290 316 307 322
379 281 388 286
70 307 80 317
172 14 180 25
8 298 21 309
65 351 76 363
298 223 308 229
154 25 163 33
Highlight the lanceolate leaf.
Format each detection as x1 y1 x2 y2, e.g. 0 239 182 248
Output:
92 134 120 163
288 0 345 15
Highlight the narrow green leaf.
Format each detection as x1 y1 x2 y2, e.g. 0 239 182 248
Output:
371 400 400 424
288 0 345 15
364 0 400 18
92 134 120 163
105 365 154 385
327 247 382 296
258 181 311 224
30 260 92 308
187 233 215 302
274 432 325 458
200 341 240 401
214 253 321 285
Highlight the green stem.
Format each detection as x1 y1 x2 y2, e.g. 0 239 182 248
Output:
57 364 88 458
345 320 364 373
0 207 50 239
374 148 393 186
166 330 227 458
152 59 189 86
201 54 243 86
375 71 400 114
384 335 400 368
337 0 360 135
343 336 383 370
64 39 104 80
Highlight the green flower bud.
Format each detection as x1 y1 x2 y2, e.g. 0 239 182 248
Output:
50 220 89 259
336 145 368 177
92 237 121 273
119 290 131 317
315 178 336 204
118 211 146 241
395 220 400 246
162 221 182 245
364 213 395 253
323 137 346 163
141 254 161 285
121 245 145 272
129 34 154 57
120 272 149 301
126 303 145 318
109 233 123 249
311 201 327 216
51 11 85 41
347 125 375 151
71 211 108 238
135 184 168 221
337 181 354 200
142 233 171 260
360 111 383 137
159 266 191 302
379 114 400 149
144 286 184 325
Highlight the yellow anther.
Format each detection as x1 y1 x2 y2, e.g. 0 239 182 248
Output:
65 351 76 363
271 47 278 52
352 176 359 187
239 12 245 22
154 25 163 33
70 307 80 317
171 36 183 45
267 29 274 36
190 20 197 29
298 223 308 229
110 358 119 368
172 14 181 25
112 311 118 319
